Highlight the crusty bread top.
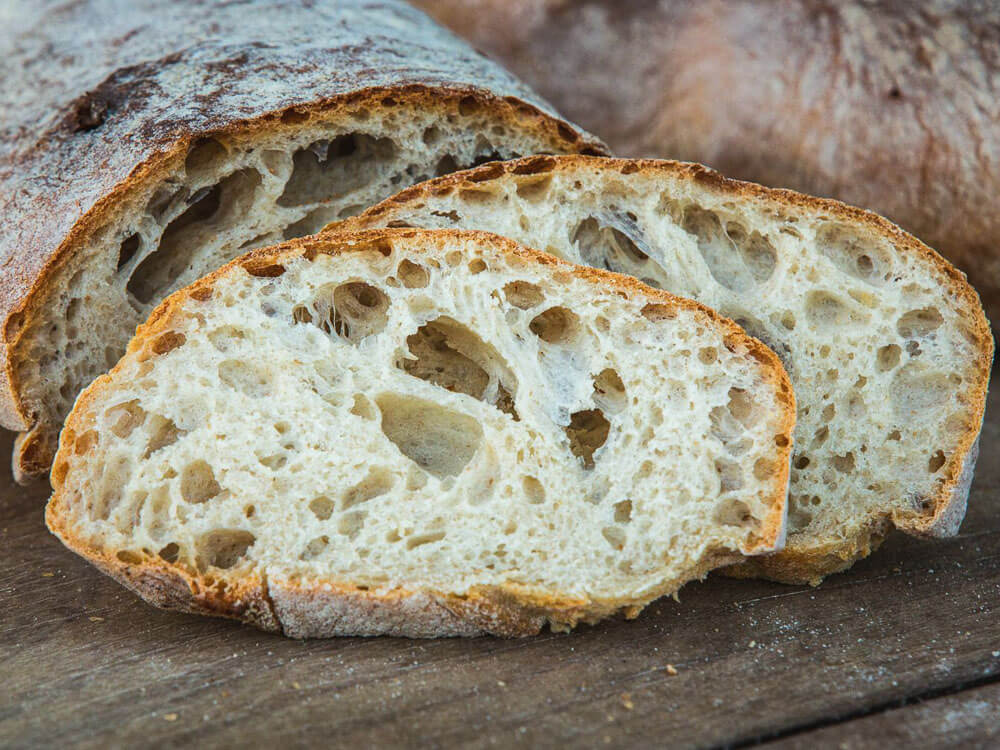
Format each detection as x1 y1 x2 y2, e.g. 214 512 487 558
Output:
333 155 994 582
0 0 604 438
47 228 795 636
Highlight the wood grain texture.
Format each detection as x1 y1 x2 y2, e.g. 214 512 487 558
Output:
3 381 998 748
767 682 1000 750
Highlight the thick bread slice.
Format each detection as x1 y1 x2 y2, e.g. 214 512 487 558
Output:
336 156 994 584
0 0 605 482
46 228 794 637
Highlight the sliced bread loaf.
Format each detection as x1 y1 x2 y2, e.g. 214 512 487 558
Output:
0 0 603 482
46 229 794 637
336 156 994 584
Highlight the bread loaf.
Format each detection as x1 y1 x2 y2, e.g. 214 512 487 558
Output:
337 156 994 584
46 228 794 636
0 0 603 482
414 0 1000 324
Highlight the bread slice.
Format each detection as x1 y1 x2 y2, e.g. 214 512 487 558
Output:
46 228 794 637
0 0 604 482
336 156 994 584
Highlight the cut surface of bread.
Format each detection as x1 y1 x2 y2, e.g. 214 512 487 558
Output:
46 229 794 637
0 0 604 482
337 156 994 584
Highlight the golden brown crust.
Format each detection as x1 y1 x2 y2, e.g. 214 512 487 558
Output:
1 0 607 481
334 155 995 582
45 227 793 637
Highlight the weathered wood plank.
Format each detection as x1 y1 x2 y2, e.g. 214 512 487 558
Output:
2 386 998 749
766 681 1000 750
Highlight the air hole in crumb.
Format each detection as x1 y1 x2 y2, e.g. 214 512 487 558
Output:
502 280 545 309
376 394 482 478
306 281 390 343
197 530 255 570
309 496 335 520
259 454 287 470
300 535 330 561
876 344 901 371
897 308 944 339
715 498 753 527
350 394 377 420
396 258 429 288
753 458 776 481
522 476 545 504
129 170 261 304
116 550 143 564
928 451 946 473
805 292 850 329
117 234 140 271
817 223 889 283
516 175 553 201
640 303 676 322
698 347 718 364
185 138 228 178
715 458 744 492
401 316 518 419
468 258 487 274
832 452 855 473
565 409 610 469
342 468 394 509
158 543 180 563
107 400 147 439
593 368 627 413
602 526 626 550
530 306 579 344
613 499 632 524
144 415 184 456
181 460 222 503
406 531 446 549
277 134 396 206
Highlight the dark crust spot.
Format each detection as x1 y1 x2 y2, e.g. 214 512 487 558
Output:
66 93 109 132
243 262 286 278
511 156 556 175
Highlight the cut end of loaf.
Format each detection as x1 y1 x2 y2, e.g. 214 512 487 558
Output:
46 228 793 636
7 87 606 482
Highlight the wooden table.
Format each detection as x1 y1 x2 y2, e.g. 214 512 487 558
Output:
3 384 998 749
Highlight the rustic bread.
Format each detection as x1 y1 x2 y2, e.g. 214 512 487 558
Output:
337 156 994 584
46 229 794 637
0 0 604 482
414 0 1000 324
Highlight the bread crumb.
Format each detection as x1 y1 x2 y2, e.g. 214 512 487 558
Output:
42 572 54 577
620 693 634 710
748 640 757 648
89 616 104 622
164 713 178 722
292 682 301 690
665 664 678 676
497 680 506 687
